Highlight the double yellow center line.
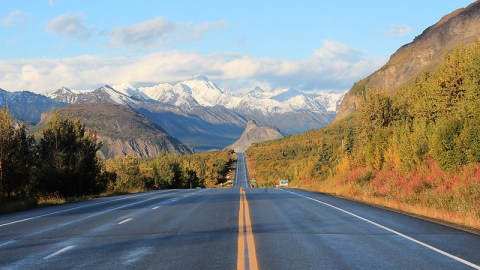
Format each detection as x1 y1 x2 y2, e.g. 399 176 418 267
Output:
237 188 259 270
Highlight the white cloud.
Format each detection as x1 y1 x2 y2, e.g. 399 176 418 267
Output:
48 0 55 7
0 10 30 29
0 40 385 93
384 25 412 37
109 16 227 49
313 40 361 61
46 13 94 41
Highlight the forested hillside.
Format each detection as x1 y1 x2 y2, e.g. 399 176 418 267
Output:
247 41 480 229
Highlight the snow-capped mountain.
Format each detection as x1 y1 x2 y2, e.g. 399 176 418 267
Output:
137 83 174 101
46 75 344 115
139 83 199 108
135 75 345 114
245 87 345 113
311 92 345 112
48 85 137 105
0 88 67 123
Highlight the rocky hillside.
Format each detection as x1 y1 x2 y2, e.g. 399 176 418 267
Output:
35 103 192 158
228 120 283 152
336 0 480 120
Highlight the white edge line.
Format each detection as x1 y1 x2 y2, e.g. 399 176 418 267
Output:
118 218 132 225
234 153 239 187
65 190 195 226
0 192 154 228
43 245 74 260
281 189 480 270
152 206 160 210
1 190 196 244
0 240 14 247
242 154 249 189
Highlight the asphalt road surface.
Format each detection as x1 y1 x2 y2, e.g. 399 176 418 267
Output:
0 153 479 269
234 152 250 189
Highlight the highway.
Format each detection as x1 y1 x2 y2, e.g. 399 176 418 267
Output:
234 152 250 188
0 153 479 269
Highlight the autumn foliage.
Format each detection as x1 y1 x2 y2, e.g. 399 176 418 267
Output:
247 41 480 229
103 149 235 192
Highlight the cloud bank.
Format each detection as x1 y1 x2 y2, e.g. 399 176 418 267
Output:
0 40 385 93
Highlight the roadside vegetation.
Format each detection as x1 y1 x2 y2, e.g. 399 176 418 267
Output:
246 41 480 230
0 109 235 214
102 149 235 192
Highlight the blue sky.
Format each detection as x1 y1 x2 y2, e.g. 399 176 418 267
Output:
0 0 475 93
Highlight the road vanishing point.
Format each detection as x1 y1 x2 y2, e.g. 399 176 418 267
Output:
0 152 479 269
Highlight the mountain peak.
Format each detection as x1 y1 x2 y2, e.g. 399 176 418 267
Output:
245 119 259 132
192 74 210 81
98 85 116 91
228 120 283 152
271 89 303 102
246 119 258 126
50 87 73 95
247 87 266 98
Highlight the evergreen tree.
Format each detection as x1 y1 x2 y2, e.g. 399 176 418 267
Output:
37 112 102 197
0 108 34 199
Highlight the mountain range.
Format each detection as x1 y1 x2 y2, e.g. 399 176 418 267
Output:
1 75 344 154
0 89 66 124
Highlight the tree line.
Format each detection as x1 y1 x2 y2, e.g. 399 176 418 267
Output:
103 149 234 192
0 109 235 205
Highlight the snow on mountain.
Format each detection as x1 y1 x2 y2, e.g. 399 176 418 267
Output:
98 85 132 105
310 91 346 112
247 87 266 99
284 95 325 112
179 74 226 107
132 75 345 114
270 89 304 102
222 95 287 114
1 88 67 124
45 75 345 114
46 85 137 105
47 87 79 103
113 83 151 100
138 83 173 100
243 86 344 113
